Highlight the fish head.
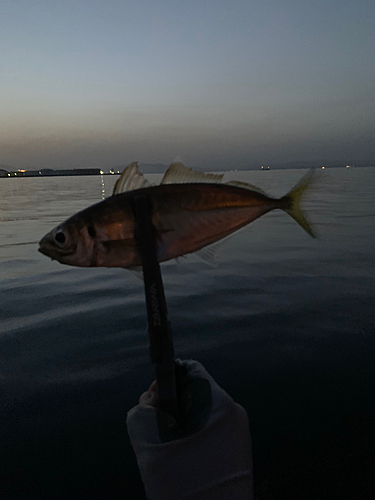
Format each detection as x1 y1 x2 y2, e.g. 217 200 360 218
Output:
38 218 95 266
39 208 138 268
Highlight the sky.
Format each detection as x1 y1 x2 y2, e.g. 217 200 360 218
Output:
1 0 374 170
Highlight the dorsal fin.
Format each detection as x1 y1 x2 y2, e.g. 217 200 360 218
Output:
161 163 224 185
112 162 151 195
226 180 268 196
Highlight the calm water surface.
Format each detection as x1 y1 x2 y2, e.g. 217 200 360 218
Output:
1 168 374 499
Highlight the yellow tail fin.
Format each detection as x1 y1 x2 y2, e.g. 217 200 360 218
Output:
280 170 316 238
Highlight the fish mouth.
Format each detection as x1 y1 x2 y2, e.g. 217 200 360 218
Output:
38 236 77 261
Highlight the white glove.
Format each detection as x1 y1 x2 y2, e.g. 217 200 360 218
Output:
127 359 253 500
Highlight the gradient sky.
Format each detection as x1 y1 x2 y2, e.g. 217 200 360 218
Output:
1 0 374 169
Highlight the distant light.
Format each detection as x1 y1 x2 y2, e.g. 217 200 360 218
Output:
100 170 104 175
7 173 10 176
322 166 325 169
39 171 42 174
14 172 17 176
18 169 26 173
117 171 120 174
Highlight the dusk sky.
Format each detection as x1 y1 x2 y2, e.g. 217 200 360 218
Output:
1 0 374 170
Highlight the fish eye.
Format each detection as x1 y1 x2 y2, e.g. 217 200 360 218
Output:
55 231 66 245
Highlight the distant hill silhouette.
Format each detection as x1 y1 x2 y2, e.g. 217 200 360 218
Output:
0 164 15 171
109 163 168 174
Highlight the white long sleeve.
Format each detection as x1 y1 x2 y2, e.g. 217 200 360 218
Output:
127 360 253 500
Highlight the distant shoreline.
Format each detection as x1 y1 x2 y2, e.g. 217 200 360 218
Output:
0 164 374 179
0 168 116 178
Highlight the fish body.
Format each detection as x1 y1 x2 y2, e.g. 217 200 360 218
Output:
38 163 315 268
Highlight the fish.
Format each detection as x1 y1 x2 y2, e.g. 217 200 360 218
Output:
38 162 315 269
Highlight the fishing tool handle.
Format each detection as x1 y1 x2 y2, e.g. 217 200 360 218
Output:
132 194 179 422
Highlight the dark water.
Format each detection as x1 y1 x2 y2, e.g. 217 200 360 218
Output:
1 168 374 499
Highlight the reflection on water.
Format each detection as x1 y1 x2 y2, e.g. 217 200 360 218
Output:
1 167 375 499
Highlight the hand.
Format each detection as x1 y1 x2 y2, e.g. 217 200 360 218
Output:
139 380 158 407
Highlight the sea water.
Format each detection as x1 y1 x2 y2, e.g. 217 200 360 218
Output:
1 168 374 499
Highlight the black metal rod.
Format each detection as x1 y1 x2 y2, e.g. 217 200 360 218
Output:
133 194 179 421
